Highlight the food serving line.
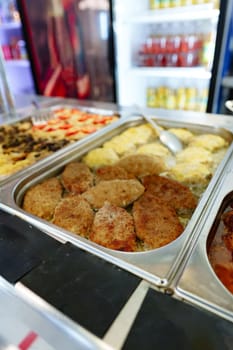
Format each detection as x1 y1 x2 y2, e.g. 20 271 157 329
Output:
0 96 233 349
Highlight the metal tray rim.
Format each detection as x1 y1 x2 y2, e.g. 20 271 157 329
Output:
1 115 233 289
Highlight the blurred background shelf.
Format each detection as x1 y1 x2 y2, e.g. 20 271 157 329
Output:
122 7 219 24
113 0 223 112
0 21 21 29
128 67 211 79
4 58 29 67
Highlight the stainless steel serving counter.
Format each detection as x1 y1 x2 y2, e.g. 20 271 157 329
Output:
0 276 113 350
1 96 233 350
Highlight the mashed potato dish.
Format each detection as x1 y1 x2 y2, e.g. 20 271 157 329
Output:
82 124 230 197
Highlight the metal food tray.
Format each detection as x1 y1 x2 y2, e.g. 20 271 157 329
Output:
1 115 233 289
0 102 122 186
28 102 121 118
35 97 124 116
175 156 233 323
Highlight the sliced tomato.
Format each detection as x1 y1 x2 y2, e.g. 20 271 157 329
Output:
77 114 93 122
32 124 46 130
93 117 109 124
81 127 97 134
65 130 79 136
58 115 69 120
45 127 57 132
58 124 72 130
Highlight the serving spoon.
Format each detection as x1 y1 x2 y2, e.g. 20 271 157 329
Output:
135 108 183 154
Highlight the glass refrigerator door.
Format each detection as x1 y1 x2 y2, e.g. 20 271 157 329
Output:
112 0 220 113
17 0 115 102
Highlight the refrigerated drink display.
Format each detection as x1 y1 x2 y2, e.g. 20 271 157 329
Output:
149 0 219 9
112 0 220 112
137 24 205 68
146 80 208 111
0 0 35 94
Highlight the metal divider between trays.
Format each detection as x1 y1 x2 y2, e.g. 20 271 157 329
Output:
162 141 233 290
173 155 233 323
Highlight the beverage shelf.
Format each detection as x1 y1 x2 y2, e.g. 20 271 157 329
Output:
0 21 21 30
5 59 29 67
127 10 219 24
128 67 211 80
117 4 219 24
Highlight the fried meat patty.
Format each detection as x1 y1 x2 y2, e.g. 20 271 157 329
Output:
61 162 94 194
22 177 63 220
90 201 136 251
95 165 135 183
132 193 183 249
117 154 166 178
53 195 94 237
82 179 144 209
141 174 197 216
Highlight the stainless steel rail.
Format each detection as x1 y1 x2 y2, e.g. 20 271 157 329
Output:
0 277 112 350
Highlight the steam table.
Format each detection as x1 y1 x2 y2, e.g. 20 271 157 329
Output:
1 95 233 349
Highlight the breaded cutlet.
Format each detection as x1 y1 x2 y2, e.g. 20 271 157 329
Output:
53 195 94 238
90 201 136 251
132 193 183 249
81 179 144 209
141 174 197 216
95 165 135 184
117 154 166 178
61 162 94 194
22 177 63 220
